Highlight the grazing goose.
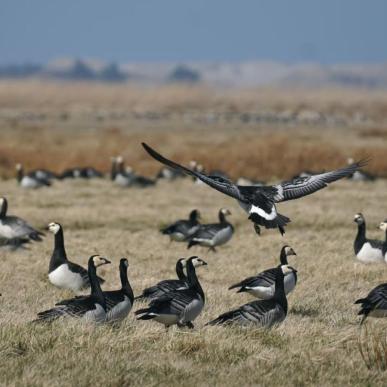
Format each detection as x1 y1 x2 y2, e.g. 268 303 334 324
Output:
135 257 207 301
353 213 384 263
0 197 44 243
135 256 207 329
207 265 292 327
47 222 106 291
355 283 387 324
187 208 233 252
16 164 51 188
34 255 111 323
156 166 186 180
229 246 297 299
161 209 201 242
379 220 387 262
142 143 367 235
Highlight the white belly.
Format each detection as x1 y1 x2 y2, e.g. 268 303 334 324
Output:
170 232 187 242
0 221 18 239
181 298 204 323
106 297 132 322
21 176 39 188
356 242 384 263
115 174 131 187
83 304 106 323
48 264 85 291
284 273 296 294
153 313 179 326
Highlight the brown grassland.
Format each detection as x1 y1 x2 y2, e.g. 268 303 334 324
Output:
1 81 387 386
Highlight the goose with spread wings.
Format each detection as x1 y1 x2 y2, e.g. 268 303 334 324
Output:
142 143 367 235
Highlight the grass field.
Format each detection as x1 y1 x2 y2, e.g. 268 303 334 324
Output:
1 82 387 386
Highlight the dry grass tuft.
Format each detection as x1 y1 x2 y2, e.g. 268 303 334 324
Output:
358 325 387 371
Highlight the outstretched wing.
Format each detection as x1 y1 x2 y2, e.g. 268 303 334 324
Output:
274 159 368 202
142 143 243 201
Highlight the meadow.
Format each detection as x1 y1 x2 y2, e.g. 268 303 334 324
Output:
0 81 387 386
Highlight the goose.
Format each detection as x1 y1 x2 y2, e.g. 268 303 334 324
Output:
347 158 376 182
187 208 233 252
228 246 297 299
47 222 106 291
29 168 57 181
113 157 155 188
355 283 387 324
135 257 207 301
135 256 207 329
156 166 186 180
379 220 387 262
0 197 44 243
353 213 384 263
142 143 367 235
207 265 293 327
58 167 103 179
33 255 111 323
161 209 201 242
16 164 51 188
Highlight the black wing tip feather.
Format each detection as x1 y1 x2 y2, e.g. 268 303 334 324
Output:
352 158 370 169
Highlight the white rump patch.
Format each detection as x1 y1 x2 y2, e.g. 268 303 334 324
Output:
249 205 277 221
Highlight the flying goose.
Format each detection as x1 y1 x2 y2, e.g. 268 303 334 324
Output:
34 255 111 323
47 222 106 291
353 213 384 263
187 208 233 252
355 283 387 324
229 246 297 299
207 265 293 327
379 220 387 262
135 257 207 301
0 197 44 243
135 256 207 329
142 143 367 235
161 209 201 242
16 164 51 188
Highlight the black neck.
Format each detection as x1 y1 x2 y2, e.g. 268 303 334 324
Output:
176 260 187 280
355 222 366 242
273 267 287 313
119 263 134 302
385 228 387 242
189 211 198 223
49 229 68 271
17 168 23 183
89 259 106 309
118 162 125 175
0 200 7 218
219 212 227 223
279 247 288 265
110 160 117 180
186 259 205 301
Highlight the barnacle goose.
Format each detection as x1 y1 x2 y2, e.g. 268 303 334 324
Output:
113 156 155 187
355 283 387 324
142 143 367 235
228 246 297 299
59 167 103 179
16 164 51 188
379 220 387 262
161 209 201 242
135 256 207 329
0 197 44 243
207 265 292 327
135 257 207 301
187 208 233 252
156 166 186 180
353 214 384 263
34 255 111 323
47 222 106 291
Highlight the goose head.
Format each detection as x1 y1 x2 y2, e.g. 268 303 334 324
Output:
354 213 365 225
220 208 231 217
120 258 129 268
47 222 62 234
379 220 387 232
190 209 201 221
91 255 111 267
284 245 296 257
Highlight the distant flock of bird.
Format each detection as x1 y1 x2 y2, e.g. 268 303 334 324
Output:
0 143 386 329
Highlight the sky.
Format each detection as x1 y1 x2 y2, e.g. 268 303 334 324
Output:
1 0 387 65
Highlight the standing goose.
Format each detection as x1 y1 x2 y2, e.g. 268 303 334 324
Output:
161 209 201 242
34 255 111 323
0 197 44 242
16 164 51 188
378 220 387 263
228 246 297 299
135 256 207 329
135 257 207 301
187 208 233 252
142 143 367 235
353 213 384 263
47 222 106 291
207 265 293 327
355 283 387 324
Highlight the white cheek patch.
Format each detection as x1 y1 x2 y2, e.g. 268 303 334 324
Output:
250 205 277 220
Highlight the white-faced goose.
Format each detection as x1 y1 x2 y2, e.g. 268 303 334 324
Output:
187 208 233 252
0 197 44 243
103 258 134 323
161 210 201 242
229 246 297 299
142 143 367 235
353 213 384 263
378 220 387 263
135 256 207 329
47 222 106 292
34 255 111 323
355 283 387 324
207 265 292 327
16 164 51 188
